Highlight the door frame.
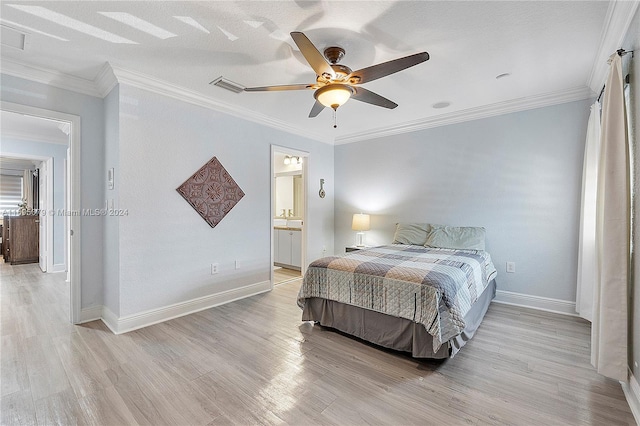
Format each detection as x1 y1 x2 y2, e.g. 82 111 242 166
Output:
38 158 47 272
1 101 81 324
36 157 54 272
270 145 309 288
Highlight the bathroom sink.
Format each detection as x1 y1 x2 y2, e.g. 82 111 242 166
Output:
287 219 303 228
273 218 287 227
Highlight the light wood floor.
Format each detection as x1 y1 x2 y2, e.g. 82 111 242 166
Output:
273 267 302 285
1 262 635 425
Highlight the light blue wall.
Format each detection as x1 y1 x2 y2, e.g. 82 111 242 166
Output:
114 83 335 316
0 72 336 318
103 85 120 316
1 74 105 309
0 137 67 266
335 99 591 302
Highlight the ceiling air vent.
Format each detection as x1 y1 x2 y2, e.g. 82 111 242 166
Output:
1 25 26 50
210 76 245 93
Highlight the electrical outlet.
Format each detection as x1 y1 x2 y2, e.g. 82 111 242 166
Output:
506 262 516 273
211 263 218 274
235 260 240 270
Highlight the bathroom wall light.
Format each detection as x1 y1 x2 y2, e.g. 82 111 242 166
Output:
283 156 302 166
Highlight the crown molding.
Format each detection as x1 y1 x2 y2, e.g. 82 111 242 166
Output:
335 86 595 145
0 58 332 143
0 57 101 97
587 0 639 93
1 58 331 143
0 56 601 146
109 66 332 144
94 62 118 98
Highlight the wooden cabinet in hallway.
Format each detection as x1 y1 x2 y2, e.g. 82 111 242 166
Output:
3 215 39 265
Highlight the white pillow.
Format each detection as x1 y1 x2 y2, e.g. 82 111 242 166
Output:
392 223 432 245
425 226 486 250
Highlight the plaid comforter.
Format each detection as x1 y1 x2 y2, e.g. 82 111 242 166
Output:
297 244 497 351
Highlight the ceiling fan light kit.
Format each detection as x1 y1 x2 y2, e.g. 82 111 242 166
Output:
314 84 353 110
241 31 429 127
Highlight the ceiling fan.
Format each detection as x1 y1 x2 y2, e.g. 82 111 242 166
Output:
244 32 429 126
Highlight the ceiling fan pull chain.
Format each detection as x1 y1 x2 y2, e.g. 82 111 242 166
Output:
333 109 337 128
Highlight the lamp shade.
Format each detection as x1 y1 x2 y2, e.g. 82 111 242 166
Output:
351 213 370 231
314 84 353 109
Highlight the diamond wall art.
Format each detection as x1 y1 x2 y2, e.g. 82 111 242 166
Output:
176 156 245 228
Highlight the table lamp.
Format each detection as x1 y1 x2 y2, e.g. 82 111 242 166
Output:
351 213 370 247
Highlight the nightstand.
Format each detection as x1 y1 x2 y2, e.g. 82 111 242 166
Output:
346 246 369 253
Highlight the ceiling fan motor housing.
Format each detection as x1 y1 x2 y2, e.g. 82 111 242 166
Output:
319 47 351 82
324 46 345 64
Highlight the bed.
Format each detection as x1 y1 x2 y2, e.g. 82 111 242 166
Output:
297 223 498 359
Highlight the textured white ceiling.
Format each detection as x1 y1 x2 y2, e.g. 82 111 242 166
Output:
0 1 618 141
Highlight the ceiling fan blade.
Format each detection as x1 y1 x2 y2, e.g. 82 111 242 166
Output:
352 87 398 109
290 32 336 80
348 52 429 84
309 100 325 118
244 84 315 92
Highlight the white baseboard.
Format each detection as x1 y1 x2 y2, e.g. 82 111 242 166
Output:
98 280 272 334
79 305 103 323
622 369 640 425
100 305 119 334
493 290 577 316
49 263 66 273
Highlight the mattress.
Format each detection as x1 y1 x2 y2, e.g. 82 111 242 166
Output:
298 244 497 354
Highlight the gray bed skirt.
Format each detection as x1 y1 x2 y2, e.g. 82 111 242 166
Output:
301 279 496 359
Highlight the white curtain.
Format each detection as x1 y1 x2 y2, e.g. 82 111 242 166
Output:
22 169 33 210
591 52 630 382
576 101 601 322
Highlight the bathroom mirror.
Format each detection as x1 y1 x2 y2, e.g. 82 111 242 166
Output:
275 173 303 218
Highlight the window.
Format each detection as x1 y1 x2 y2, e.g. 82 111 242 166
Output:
0 174 23 216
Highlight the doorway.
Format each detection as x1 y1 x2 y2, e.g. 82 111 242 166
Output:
0 102 81 324
271 146 308 286
0 154 56 273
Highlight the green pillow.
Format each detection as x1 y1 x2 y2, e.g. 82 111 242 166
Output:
425 226 486 250
393 223 434 245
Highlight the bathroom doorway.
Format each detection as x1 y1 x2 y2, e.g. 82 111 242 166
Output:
271 147 307 285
